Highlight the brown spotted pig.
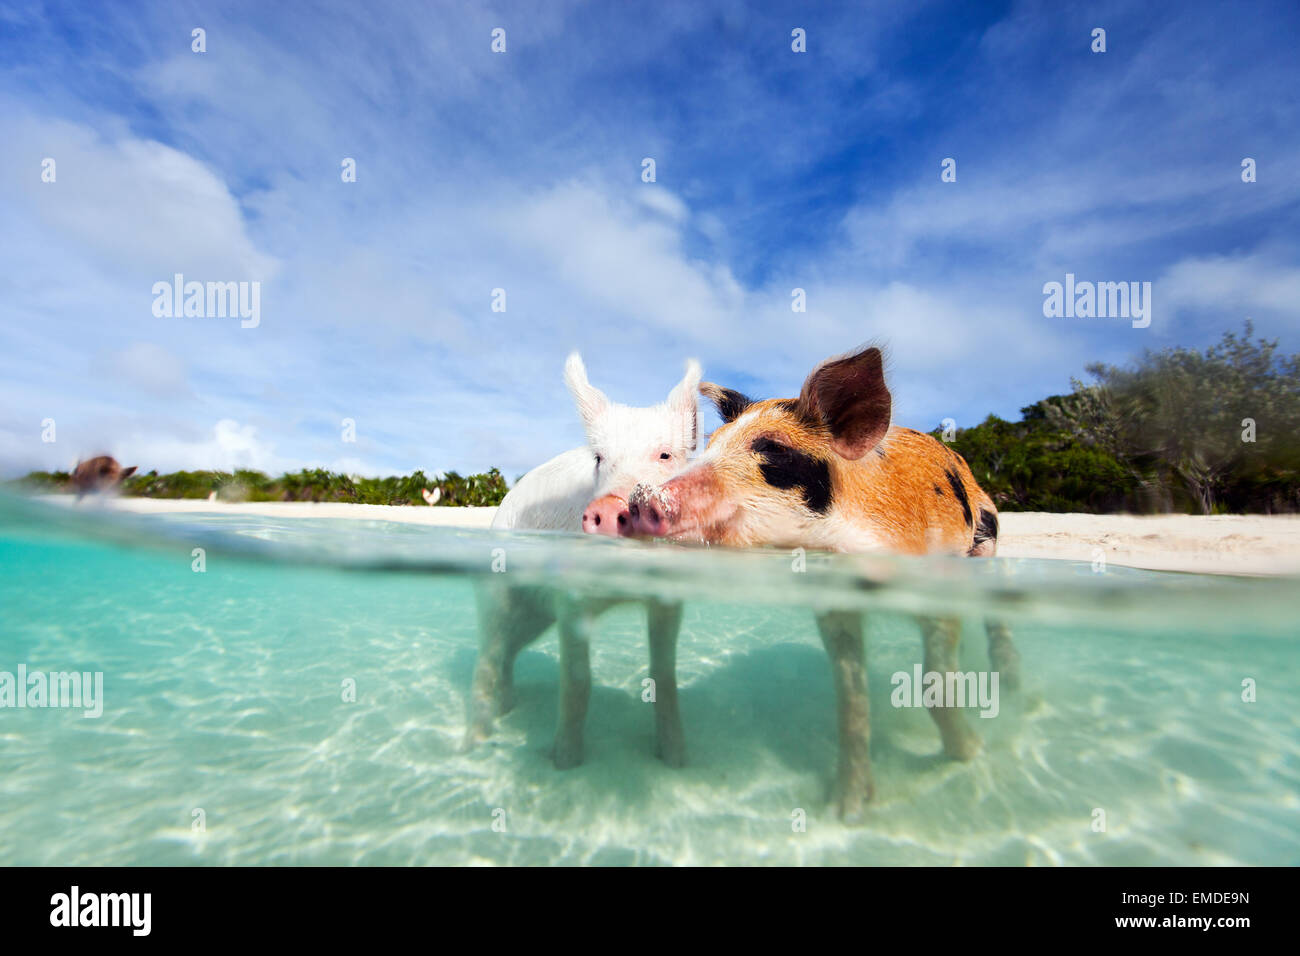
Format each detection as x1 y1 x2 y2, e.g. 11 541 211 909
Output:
626 346 1020 819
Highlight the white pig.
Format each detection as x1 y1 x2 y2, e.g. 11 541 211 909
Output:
465 352 700 769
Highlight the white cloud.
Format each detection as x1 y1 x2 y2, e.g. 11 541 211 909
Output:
118 419 282 474
505 179 746 339
0 111 278 283
1159 252 1300 317
637 186 690 223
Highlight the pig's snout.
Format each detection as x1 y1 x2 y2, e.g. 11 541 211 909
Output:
581 494 630 536
627 484 673 537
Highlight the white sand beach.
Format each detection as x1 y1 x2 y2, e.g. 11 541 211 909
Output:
997 512 1300 576
40 496 1300 576
44 494 500 528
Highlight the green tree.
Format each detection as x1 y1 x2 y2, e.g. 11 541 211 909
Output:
1062 323 1300 514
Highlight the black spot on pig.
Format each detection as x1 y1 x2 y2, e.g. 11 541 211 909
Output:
933 484 944 496
969 508 999 556
700 384 754 423
752 437 832 514
944 468 972 527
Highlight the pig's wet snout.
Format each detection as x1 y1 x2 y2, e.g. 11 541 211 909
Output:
627 485 671 537
581 494 630 536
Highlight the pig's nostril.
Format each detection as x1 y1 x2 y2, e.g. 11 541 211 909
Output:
593 514 601 526
617 513 627 527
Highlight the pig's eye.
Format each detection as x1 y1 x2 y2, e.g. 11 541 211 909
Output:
594 454 603 467
751 437 791 456
659 452 671 460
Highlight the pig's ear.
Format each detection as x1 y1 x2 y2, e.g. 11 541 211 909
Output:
667 359 702 449
564 351 609 428
699 382 753 423
797 347 892 461
120 466 137 479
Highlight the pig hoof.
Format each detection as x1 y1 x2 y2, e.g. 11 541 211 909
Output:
839 803 868 825
832 776 875 822
552 735 584 770
941 729 982 761
992 658 1022 693
655 736 687 768
459 725 490 754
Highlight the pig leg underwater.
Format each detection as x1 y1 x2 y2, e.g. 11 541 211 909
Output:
984 617 1022 691
815 609 874 820
465 585 687 769
814 609 1021 819
553 595 594 769
918 615 983 761
551 595 686 770
463 582 555 750
647 598 686 767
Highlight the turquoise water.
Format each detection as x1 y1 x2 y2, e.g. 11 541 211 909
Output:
0 494 1297 866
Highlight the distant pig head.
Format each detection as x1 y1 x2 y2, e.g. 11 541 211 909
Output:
626 347 891 547
565 352 701 536
71 455 138 499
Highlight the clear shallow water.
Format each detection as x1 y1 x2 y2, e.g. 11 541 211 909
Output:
0 494 1297 866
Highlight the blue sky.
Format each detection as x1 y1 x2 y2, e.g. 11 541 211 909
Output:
1 0 1298 479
